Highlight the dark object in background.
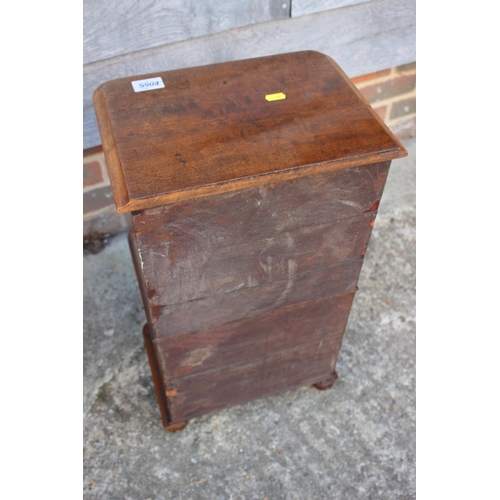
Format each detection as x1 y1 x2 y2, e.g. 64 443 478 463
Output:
83 232 111 255
93 51 407 431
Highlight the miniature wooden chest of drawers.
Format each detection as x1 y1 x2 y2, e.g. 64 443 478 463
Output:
93 51 407 431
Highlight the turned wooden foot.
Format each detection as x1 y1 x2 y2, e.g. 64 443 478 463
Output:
165 420 188 433
313 370 339 391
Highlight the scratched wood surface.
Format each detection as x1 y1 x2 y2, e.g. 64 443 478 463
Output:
153 258 362 338
94 51 405 212
128 160 388 425
132 163 389 307
131 162 388 243
137 212 374 306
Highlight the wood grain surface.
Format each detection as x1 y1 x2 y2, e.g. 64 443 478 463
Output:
291 0 370 17
138 213 375 306
166 335 342 421
153 293 353 379
94 51 405 212
86 0 416 148
132 162 389 307
152 258 363 338
84 0 290 65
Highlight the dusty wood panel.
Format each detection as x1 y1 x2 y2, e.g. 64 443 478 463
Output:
93 52 404 212
166 336 340 421
84 0 290 65
85 0 416 148
132 163 387 306
154 293 353 379
132 161 389 238
151 258 363 339
291 0 371 17
137 211 376 306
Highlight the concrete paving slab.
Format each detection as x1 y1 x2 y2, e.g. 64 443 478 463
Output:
83 137 415 499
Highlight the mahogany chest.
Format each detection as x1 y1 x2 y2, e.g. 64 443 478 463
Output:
93 51 407 431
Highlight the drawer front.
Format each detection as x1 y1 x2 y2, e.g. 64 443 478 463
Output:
165 335 342 422
137 211 375 306
132 161 388 311
153 258 362 338
154 292 354 379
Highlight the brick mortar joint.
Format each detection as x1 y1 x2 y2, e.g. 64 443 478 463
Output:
83 152 110 184
367 88 416 109
354 69 416 89
101 163 110 183
385 101 394 120
83 152 106 165
385 112 416 127
83 179 111 194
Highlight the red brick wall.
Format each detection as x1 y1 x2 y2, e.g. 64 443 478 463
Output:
83 146 129 236
83 62 416 236
351 62 416 140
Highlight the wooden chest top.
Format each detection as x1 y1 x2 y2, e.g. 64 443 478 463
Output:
93 51 406 213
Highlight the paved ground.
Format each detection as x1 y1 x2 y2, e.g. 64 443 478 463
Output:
83 137 416 499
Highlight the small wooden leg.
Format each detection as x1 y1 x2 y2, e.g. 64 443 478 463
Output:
313 370 339 391
165 420 188 433
143 323 189 432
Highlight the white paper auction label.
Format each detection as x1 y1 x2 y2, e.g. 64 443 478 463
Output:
131 77 165 93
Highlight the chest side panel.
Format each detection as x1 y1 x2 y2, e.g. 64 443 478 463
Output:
130 161 390 422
